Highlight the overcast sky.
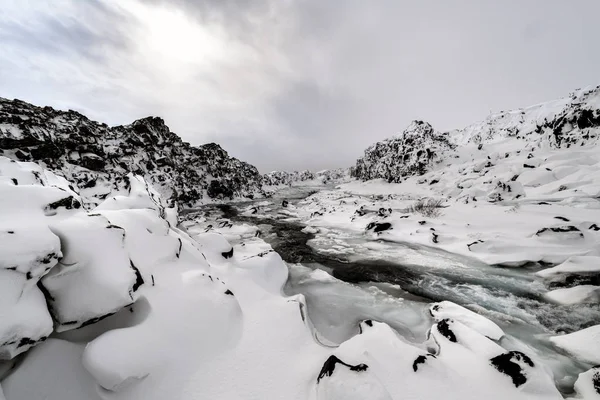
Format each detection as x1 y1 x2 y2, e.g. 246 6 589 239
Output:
1 1 599 172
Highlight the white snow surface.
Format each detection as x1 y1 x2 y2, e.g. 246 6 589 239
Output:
3 85 600 399
0 158 565 400
551 325 600 366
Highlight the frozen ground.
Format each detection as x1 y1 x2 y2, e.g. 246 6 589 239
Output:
2 86 600 399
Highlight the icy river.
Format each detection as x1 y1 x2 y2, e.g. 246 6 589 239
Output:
185 186 599 396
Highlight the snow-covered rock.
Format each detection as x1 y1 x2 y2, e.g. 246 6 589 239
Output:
0 98 265 207
0 156 82 359
568 366 600 399
40 213 145 332
429 301 504 340
551 324 600 365
352 120 455 182
544 285 600 305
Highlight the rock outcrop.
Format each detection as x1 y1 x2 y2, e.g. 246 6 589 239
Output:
352 120 455 182
0 98 265 207
353 85 600 182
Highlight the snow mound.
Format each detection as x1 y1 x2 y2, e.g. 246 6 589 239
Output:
568 366 600 399
551 324 600 365
430 301 504 340
544 285 600 305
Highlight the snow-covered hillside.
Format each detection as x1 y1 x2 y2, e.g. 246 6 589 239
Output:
2 86 600 400
0 98 265 208
263 168 351 187
353 85 600 182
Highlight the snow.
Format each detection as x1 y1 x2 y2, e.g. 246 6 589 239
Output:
568 366 600 399
551 324 600 365
537 256 600 279
544 285 600 305
0 270 53 359
2 86 600 399
2 339 101 400
430 301 504 340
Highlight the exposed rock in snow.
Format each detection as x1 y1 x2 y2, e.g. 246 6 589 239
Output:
0 98 265 207
263 170 316 186
451 85 600 148
352 120 455 182
352 85 600 184
0 271 52 360
537 256 600 284
551 324 600 365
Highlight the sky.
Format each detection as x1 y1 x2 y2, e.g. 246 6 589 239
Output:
1 1 599 172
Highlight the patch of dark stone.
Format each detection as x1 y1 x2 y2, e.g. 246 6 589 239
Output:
44 196 82 214
224 289 234 296
221 248 234 259
418 221 426 225
378 207 393 217
130 261 145 293
547 273 600 290
78 310 119 329
538 202 551 205
523 164 536 169
282 200 289 208
16 337 37 348
11 178 17 185
592 368 600 395
176 238 183 258
7 230 14 234
436 319 457 343
151 274 155 286
317 355 369 383
554 216 570 222
490 351 534 388
413 354 436 372
536 226 582 237
366 222 392 233
431 232 439 244
589 224 600 231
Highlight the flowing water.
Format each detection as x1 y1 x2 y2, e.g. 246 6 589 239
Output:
185 186 600 396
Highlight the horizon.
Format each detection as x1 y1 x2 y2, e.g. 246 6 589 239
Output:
2 0 600 172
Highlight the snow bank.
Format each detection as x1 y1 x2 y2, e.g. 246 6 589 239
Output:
551 325 600 365
430 301 504 340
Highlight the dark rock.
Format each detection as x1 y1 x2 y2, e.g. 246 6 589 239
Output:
413 354 436 372
317 355 369 383
366 222 392 233
554 216 570 222
221 248 234 259
282 200 289 208
436 319 457 343
490 351 534 388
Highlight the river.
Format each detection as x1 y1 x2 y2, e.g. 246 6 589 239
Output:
183 186 599 396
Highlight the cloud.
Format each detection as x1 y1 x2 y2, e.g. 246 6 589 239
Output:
1 0 600 172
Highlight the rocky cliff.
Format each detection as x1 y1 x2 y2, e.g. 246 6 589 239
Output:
0 98 265 207
352 85 600 182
